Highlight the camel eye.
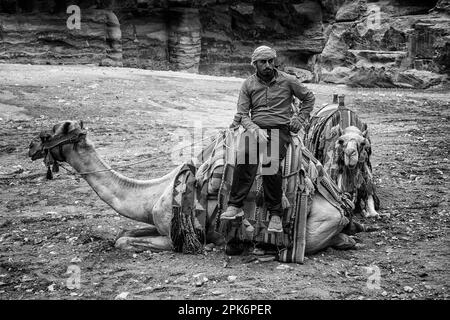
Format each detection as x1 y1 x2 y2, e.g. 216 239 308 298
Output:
338 138 344 145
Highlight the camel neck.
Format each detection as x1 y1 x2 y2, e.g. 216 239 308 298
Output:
66 146 179 224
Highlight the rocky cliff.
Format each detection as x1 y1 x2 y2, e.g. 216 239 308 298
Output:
0 0 448 88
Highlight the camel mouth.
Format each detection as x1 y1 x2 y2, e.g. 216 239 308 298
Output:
28 139 45 161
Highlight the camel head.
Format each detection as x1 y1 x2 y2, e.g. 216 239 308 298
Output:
29 120 88 177
335 125 370 168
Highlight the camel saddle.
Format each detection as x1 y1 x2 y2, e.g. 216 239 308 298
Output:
170 127 354 263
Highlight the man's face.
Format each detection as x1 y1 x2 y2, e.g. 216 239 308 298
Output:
255 58 275 77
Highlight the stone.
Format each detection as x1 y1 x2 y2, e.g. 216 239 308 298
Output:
284 66 314 83
396 69 445 89
433 0 450 14
115 292 129 300
321 66 352 84
335 0 367 22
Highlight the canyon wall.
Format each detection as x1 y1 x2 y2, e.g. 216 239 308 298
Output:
0 0 449 88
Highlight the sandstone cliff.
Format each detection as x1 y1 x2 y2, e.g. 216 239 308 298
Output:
0 0 448 88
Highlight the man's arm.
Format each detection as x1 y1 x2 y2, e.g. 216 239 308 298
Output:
290 80 315 123
236 82 260 131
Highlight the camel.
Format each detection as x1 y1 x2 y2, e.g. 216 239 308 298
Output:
28 120 363 256
333 125 379 217
304 96 381 218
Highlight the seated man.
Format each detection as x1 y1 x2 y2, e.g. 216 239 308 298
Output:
220 45 315 233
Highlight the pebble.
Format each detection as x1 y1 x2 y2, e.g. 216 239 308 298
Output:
381 291 388 296
227 275 237 282
276 264 293 270
115 292 129 300
404 286 414 292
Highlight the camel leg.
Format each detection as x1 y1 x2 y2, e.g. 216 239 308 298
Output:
115 235 173 252
116 225 160 239
365 195 380 218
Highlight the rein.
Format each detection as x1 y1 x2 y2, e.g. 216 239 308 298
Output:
42 128 87 179
40 129 213 179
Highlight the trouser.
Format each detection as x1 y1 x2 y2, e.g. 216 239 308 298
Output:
228 127 291 217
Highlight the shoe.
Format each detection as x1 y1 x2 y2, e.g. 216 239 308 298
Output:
242 218 255 233
267 215 283 233
220 206 244 220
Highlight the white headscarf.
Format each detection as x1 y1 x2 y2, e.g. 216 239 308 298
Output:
250 45 277 65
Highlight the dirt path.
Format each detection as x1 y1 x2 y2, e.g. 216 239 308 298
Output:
0 64 448 300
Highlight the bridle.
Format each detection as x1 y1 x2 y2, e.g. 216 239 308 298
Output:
40 128 87 179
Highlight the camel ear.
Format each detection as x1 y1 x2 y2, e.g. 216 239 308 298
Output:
79 120 84 129
362 129 368 138
62 122 71 134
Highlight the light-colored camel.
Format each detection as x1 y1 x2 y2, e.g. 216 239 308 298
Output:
307 102 381 218
29 120 356 254
334 126 379 217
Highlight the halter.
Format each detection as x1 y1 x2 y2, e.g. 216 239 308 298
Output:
41 128 87 179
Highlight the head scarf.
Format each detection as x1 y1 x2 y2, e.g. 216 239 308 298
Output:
250 45 276 65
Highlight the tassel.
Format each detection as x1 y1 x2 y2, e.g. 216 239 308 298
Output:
281 191 291 209
46 166 53 180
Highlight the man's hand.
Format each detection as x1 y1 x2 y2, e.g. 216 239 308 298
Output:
289 117 303 133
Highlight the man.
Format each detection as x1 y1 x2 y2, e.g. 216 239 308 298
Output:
220 45 315 233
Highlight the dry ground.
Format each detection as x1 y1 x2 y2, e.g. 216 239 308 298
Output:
0 63 449 300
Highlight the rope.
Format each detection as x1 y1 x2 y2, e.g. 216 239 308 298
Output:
51 134 214 177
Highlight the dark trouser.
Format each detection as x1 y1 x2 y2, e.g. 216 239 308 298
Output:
228 127 291 217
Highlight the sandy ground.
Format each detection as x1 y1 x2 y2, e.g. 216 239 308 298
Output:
0 63 449 300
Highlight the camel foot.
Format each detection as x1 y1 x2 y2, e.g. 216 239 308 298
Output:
329 233 356 251
115 235 172 252
362 209 380 219
365 196 380 218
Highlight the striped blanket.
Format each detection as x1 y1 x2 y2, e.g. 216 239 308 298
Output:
171 128 353 263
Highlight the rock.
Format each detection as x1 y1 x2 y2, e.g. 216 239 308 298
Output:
335 0 367 22
227 275 237 282
211 289 225 296
293 1 323 23
396 69 445 89
193 273 208 287
115 292 130 300
70 257 81 263
433 0 450 14
284 67 314 83
276 264 294 270
404 286 414 293
321 66 352 84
